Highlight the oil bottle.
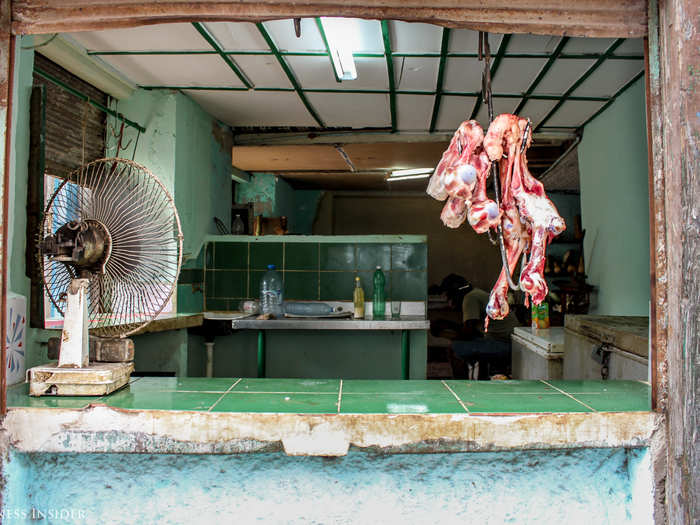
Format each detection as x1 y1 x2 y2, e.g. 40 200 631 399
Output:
353 276 365 319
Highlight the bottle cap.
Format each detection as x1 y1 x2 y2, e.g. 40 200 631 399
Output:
267 264 276 270
355 276 360 281
376 265 381 269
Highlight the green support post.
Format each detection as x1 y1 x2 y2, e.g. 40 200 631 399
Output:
257 330 266 378
401 330 410 380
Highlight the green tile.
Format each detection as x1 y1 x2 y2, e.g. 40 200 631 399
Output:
250 270 266 300
213 242 248 270
205 298 228 311
213 270 247 298
284 272 319 300
177 285 203 313
445 380 557 396
285 243 319 271
342 379 449 395
205 270 215 298
104 391 221 411
392 243 428 270
212 393 338 413
356 271 391 300
320 272 355 301
545 380 650 395
250 243 283 270
340 393 465 414
320 244 355 270
460 393 592 413
357 244 391 270
178 268 203 284
569 393 650 412
6 383 97 408
391 271 427 301
127 377 238 392
233 378 340 393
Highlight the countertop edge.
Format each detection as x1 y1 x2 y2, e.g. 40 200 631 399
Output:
2 406 661 456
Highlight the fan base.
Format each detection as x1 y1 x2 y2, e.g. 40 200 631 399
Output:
27 361 134 397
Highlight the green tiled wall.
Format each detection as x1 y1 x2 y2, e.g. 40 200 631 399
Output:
194 238 427 311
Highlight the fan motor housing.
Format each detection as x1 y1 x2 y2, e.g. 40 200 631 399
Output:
42 219 111 275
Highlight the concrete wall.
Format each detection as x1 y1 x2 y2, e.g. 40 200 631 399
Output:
578 78 650 315
2 447 652 524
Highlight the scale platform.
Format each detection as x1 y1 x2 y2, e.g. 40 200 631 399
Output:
27 361 133 397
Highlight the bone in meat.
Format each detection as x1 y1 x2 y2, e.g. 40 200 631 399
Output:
484 114 566 309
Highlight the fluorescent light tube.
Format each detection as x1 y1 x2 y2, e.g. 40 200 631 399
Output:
386 173 432 182
320 17 358 81
389 168 434 178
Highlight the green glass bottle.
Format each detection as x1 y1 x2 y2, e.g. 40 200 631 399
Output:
372 266 386 319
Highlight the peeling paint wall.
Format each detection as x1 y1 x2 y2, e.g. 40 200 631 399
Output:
2 448 652 524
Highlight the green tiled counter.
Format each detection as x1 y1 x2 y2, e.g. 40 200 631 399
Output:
8 378 651 414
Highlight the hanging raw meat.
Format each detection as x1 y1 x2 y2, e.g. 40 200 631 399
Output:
427 114 565 322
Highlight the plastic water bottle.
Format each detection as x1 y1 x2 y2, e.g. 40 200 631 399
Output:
260 264 283 317
372 266 386 319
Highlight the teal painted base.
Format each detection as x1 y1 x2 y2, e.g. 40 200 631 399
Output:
3 448 652 524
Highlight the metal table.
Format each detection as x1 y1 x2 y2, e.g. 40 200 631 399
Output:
204 314 430 379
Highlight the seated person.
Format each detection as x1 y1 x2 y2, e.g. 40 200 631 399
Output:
436 281 520 379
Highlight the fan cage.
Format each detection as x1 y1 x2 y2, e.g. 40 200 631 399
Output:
40 158 183 338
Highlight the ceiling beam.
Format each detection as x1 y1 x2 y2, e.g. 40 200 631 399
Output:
315 18 342 83
231 166 251 184
578 70 644 129
191 22 253 89
535 38 626 132
513 36 569 115
470 34 511 120
429 28 451 133
255 22 325 128
380 20 397 133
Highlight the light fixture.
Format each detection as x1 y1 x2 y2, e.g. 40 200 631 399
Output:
320 17 358 81
386 173 433 182
388 167 434 179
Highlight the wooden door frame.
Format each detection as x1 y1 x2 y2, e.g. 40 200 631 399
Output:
1 1 697 522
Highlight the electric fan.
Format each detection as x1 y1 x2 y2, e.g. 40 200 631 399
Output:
27 158 183 396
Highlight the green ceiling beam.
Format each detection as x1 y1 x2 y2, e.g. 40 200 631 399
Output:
34 66 146 132
535 38 626 132
577 71 644 130
315 18 342 83
429 28 451 133
380 20 397 132
256 23 325 127
192 22 253 89
470 34 511 120
513 36 570 116
87 50 643 61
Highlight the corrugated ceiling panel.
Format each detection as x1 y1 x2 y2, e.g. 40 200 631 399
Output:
396 94 433 131
305 92 390 127
571 59 643 97
544 100 606 127
205 22 270 51
442 57 484 93
492 58 548 93
474 97 521 127
613 38 644 56
233 55 293 88
434 96 477 131
390 21 442 53
449 30 502 54
507 34 562 54
286 56 388 90
68 23 209 51
563 37 616 53
517 99 558 127
263 19 325 52
184 90 317 127
100 54 246 87
532 59 596 95
393 57 439 91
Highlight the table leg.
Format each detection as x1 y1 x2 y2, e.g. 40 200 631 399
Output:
257 330 266 378
401 330 410 379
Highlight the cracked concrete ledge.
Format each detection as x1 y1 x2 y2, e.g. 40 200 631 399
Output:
1 406 662 456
